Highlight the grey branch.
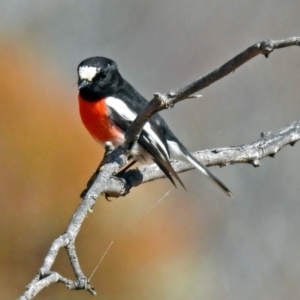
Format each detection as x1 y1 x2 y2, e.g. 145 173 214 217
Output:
123 37 300 145
18 37 300 299
106 119 300 194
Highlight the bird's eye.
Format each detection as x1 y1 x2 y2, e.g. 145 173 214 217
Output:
99 71 107 80
97 70 109 80
98 65 111 81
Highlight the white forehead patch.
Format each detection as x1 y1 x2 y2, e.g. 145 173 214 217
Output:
78 66 100 81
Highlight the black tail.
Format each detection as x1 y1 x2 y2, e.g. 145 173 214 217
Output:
153 157 186 190
180 146 232 197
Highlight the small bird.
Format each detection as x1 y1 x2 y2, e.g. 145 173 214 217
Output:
77 57 232 197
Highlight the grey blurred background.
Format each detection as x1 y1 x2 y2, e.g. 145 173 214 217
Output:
1 1 300 299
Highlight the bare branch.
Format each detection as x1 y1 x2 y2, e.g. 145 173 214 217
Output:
19 272 74 300
18 37 300 299
123 37 300 146
109 119 300 194
168 37 300 103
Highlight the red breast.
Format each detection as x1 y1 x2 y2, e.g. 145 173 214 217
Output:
78 95 123 146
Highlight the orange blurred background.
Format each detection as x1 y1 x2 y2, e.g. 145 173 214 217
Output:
1 40 211 299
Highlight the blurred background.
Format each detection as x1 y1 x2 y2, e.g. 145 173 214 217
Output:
1 1 300 299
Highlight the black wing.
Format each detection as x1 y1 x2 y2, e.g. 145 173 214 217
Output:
106 96 184 188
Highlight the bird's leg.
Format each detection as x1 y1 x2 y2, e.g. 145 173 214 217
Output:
117 159 137 176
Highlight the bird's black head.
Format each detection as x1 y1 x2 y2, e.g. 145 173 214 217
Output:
77 57 122 101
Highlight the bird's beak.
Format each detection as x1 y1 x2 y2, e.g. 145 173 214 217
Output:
78 79 89 90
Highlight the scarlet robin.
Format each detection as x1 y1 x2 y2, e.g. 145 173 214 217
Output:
77 57 232 196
